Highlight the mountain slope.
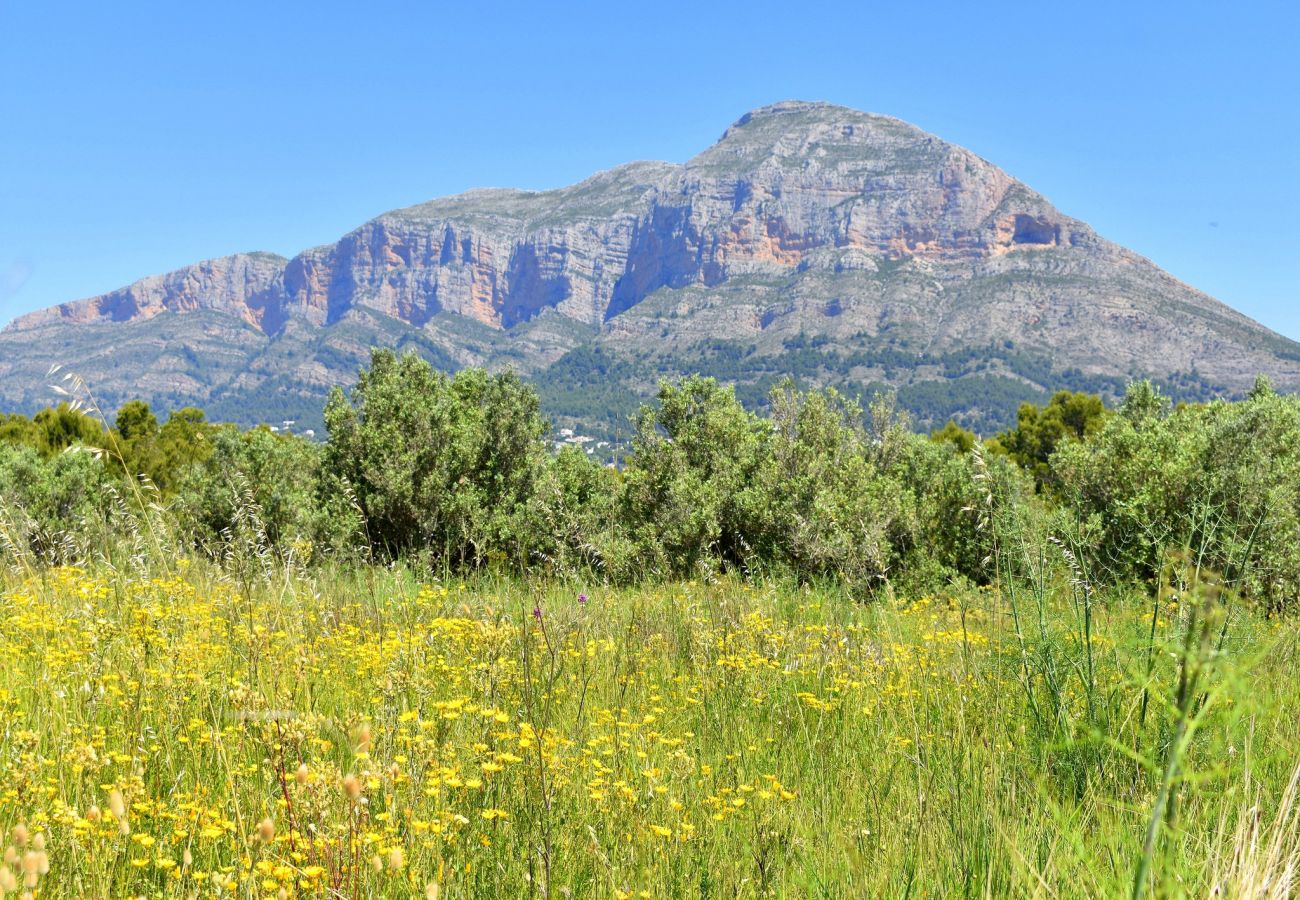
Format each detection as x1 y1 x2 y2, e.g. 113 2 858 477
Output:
4 100 1297 435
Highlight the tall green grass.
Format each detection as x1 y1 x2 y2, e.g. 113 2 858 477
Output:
0 549 1295 896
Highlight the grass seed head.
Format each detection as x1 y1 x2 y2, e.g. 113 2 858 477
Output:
108 790 126 821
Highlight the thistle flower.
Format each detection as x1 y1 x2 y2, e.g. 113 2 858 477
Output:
578 593 588 606
532 605 543 622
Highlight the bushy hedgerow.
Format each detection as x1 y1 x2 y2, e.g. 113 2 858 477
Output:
1053 378 1300 610
7 352 1300 610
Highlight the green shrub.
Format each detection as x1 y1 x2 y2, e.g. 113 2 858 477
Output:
1053 379 1300 609
620 377 768 577
0 443 117 563
522 446 627 578
174 425 348 560
743 383 914 590
322 350 548 568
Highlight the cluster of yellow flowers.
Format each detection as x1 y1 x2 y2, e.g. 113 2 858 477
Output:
0 569 989 896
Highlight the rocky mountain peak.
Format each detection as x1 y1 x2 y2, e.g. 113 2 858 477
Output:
1 103 1296 434
702 100 942 166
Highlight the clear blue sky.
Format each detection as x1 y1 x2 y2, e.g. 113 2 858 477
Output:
2 0 1297 337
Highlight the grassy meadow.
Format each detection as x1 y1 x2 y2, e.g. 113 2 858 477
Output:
6 364 1300 896
1 561 1297 898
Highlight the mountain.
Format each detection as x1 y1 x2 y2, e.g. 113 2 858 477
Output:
4 100 1298 438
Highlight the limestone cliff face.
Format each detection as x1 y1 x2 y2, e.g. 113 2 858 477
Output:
6 103 1097 334
11 252 288 331
3 100 1297 425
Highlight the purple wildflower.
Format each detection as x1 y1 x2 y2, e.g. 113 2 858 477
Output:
578 593 588 606
532 605 543 622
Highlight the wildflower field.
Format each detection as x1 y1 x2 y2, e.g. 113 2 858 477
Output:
1 562 1297 898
